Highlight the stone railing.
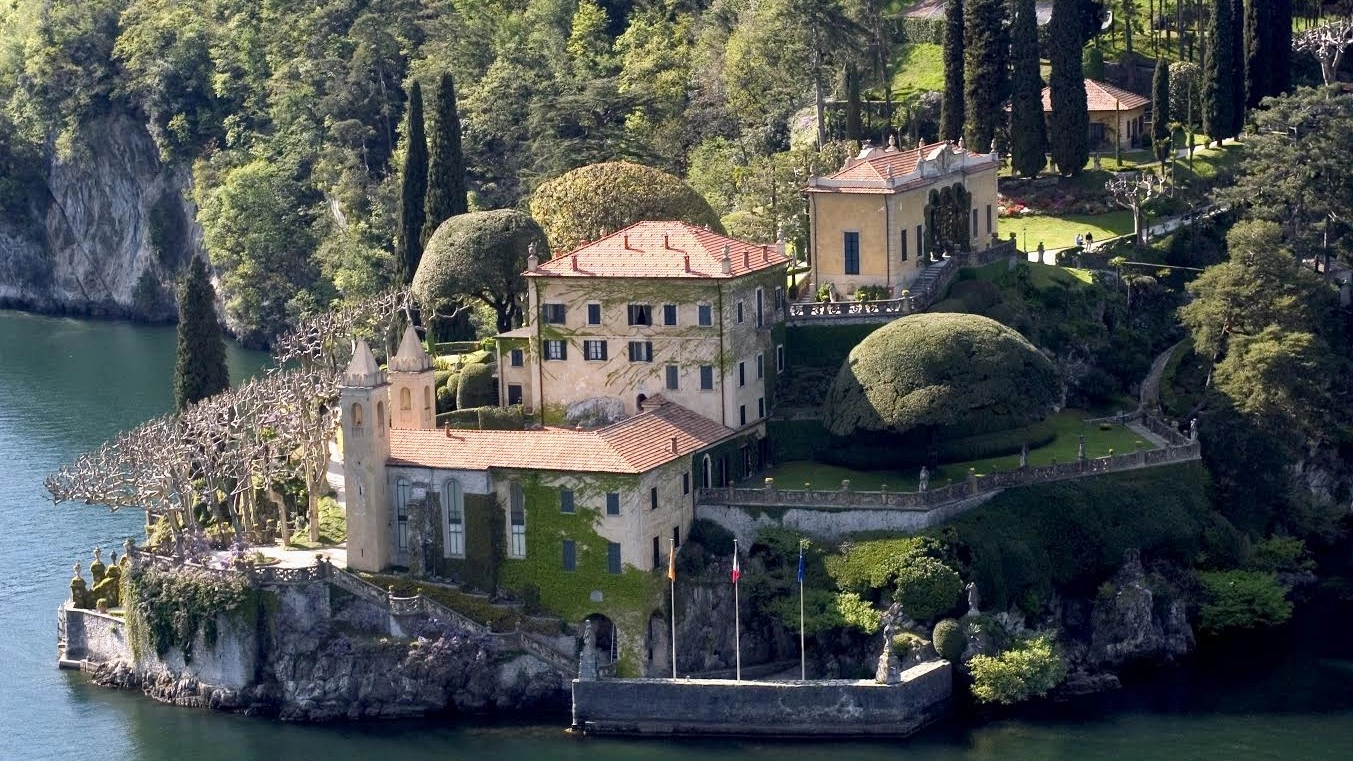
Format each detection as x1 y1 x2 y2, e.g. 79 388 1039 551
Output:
519 630 579 675
132 548 335 585
698 419 1199 512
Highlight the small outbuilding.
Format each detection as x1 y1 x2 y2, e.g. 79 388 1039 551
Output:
1040 79 1151 151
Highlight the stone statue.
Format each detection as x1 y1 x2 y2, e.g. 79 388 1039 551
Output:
965 582 981 616
1077 435 1086 461
918 466 929 493
1189 417 1198 441
875 620 901 685
1019 443 1029 469
72 562 82 581
578 620 600 681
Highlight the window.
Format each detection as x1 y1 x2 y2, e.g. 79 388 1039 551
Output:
606 492 620 515
665 364 679 390
560 488 574 514
756 353 764 379
542 303 566 324
986 204 993 234
507 384 523 406
424 386 433 411
563 539 576 571
586 303 602 325
673 525 681 549
584 339 608 361
607 542 622 574
738 361 746 387
399 386 411 411
628 341 653 362
774 286 784 309
776 344 785 373
900 228 908 261
739 405 747 426
351 402 364 426
652 536 661 570
917 224 924 259
510 349 524 367
844 231 860 274
627 303 652 325
663 303 678 326
757 397 765 418
508 481 526 558
443 480 465 558
699 365 714 390
697 304 712 326
395 478 411 552
972 208 979 237
736 301 744 324
650 486 659 511
544 339 567 361
682 472 690 495
755 288 764 327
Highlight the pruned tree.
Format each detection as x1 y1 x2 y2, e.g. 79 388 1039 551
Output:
1294 19 1353 86
1106 170 1167 244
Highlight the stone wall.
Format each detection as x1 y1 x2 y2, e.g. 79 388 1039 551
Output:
59 604 131 666
571 660 952 736
700 493 1000 544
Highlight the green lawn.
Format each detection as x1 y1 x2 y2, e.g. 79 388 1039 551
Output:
1008 210 1134 251
753 409 1156 492
891 43 944 98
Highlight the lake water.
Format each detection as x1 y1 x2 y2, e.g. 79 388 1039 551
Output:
3 309 1353 761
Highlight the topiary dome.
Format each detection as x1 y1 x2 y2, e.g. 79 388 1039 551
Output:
528 161 724 252
823 312 1061 438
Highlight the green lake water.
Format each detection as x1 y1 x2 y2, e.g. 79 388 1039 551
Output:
3 309 1353 761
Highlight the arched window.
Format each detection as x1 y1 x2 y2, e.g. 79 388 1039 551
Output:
443 479 465 558
400 387 412 411
508 481 526 558
377 401 386 431
424 386 433 412
394 478 411 552
351 402 364 426
702 455 712 489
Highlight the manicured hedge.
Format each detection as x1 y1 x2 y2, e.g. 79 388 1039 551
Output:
785 322 886 369
456 362 497 408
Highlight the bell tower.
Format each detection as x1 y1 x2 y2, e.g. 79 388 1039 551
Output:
388 324 437 430
339 339 392 572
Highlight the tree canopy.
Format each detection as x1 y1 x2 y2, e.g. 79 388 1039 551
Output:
412 209 549 333
823 312 1062 438
173 256 229 411
528 161 723 252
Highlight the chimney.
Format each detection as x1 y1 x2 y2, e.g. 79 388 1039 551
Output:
761 244 769 262
663 234 670 249
444 421 451 437
526 242 538 271
721 244 732 275
670 436 678 454
623 234 630 249
571 255 579 271
683 253 691 272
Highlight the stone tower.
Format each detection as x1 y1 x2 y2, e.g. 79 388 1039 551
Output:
340 339 392 572
388 324 436 431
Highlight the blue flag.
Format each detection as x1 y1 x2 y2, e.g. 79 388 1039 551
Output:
796 545 805 584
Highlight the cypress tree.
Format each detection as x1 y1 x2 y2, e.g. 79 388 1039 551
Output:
173 256 229 412
1245 0 1291 107
1230 0 1247 134
1009 0 1048 177
845 65 863 141
1048 0 1089 175
940 0 965 142
424 72 468 248
1203 0 1240 144
397 80 427 286
1152 56 1171 164
1269 0 1293 96
964 0 1010 153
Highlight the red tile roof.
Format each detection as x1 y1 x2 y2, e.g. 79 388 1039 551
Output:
528 221 788 280
824 142 944 183
387 400 737 474
1041 79 1150 113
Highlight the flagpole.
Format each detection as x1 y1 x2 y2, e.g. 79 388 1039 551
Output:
799 543 806 680
669 539 678 679
734 538 741 682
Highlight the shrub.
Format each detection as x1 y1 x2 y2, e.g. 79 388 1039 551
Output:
836 591 882 633
1197 570 1293 636
854 284 889 301
932 618 966 661
456 363 497 408
528 161 723 252
892 556 964 622
477 405 525 430
290 495 346 546
968 635 1067 704
826 536 945 590
436 383 457 413
687 518 735 558
1249 535 1315 573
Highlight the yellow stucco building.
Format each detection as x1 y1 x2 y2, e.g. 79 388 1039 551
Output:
805 139 1000 298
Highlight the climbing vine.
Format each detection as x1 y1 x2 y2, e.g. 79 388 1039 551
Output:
123 565 260 662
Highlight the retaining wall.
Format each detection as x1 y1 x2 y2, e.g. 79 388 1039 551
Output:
59 604 131 666
571 660 951 737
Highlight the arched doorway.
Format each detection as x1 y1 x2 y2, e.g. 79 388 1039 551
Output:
636 393 647 411
583 613 616 673
701 455 712 489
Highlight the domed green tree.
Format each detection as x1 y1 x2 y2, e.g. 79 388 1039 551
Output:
528 161 724 252
823 313 1061 459
414 209 549 334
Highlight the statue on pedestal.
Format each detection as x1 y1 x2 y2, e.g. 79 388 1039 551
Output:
1077 435 1086 462
578 620 600 681
1019 443 1029 469
874 620 901 685
965 582 982 617
1189 417 1198 441
918 466 930 493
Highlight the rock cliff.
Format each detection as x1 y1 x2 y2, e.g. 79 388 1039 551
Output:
0 113 200 321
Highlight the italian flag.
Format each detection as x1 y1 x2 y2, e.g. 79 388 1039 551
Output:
731 550 741 584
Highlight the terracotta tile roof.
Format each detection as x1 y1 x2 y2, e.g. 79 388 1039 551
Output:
387 400 736 474
823 142 944 183
1041 79 1150 113
528 221 788 280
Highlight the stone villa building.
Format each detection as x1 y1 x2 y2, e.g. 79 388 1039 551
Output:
1040 79 1150 151
805 139 1000 298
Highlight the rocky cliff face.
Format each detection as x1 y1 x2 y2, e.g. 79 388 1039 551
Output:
0 113 200 321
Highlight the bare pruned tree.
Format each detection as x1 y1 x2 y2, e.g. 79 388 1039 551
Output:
1106 170 1169 244
1295 19 1353 86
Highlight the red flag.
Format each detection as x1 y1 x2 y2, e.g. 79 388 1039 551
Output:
731 550 741 584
